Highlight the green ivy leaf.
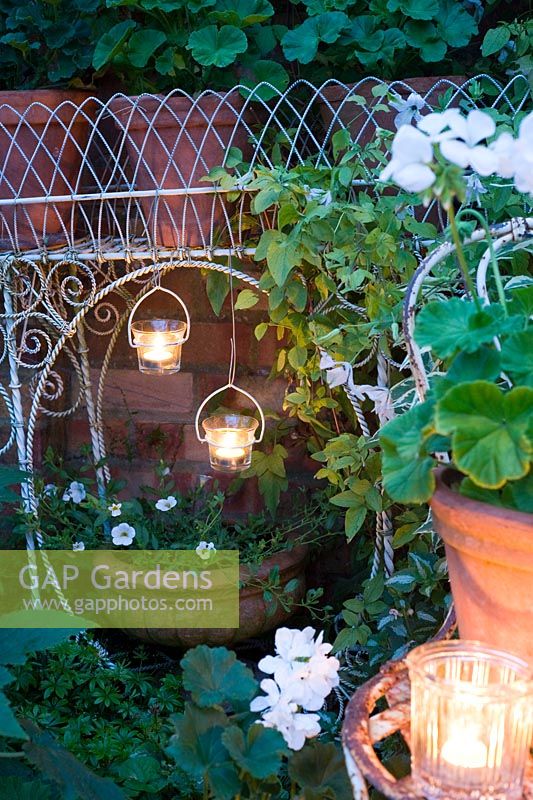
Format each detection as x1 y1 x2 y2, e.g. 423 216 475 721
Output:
436 382 533 488
266 236 300 287
187 25 247 68
206 271 229 316
234 289 259 310
415 299 522 359
181 646 257 707
288 741 352 798
93 20 136 71
482 26 511 57
222 724 287 779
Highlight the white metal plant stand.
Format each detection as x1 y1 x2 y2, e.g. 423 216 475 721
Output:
0 76 530 569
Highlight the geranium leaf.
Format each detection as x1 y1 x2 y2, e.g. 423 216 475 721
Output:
288 741 352 797
446 347 501 384
500 330 533 382
436 382 533 488
241 59 289 101
415 299 522 359
387 0 439 19
437 0 477 48
93 20 136 71
181 646 257 706
282 12 348 63
0 778 52 800
127 28 166 68
222 724 287 779
380 403 437 503
209 0 274 28
187 25 247 68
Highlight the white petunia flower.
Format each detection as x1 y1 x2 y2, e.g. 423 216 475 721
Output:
43 483 57 497
489 131 516 179
111 523 136 547
465 173 488 206
390 92 425 129
379 126 436 192
72 541 85 551
437 109 498 176
108 502 122 517
62 481 86 504
196 541 216 561
155 496 177 512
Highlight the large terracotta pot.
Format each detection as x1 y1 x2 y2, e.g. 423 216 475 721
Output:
127 542 309 648
0 90 95 250
319 76 466 145
109 91 255 249
431 468 533 664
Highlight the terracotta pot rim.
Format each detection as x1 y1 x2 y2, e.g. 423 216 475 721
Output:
109 89 245 129
320 75 467 103
0 89 96 126
433 467 533 526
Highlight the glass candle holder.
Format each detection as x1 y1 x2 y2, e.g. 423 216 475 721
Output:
131 319 187 375
407 640 532 800
201 414 259 472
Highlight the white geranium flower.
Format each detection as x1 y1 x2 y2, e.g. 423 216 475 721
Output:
261 706 321 751
438 109 498 176
43 483 57 497
155 496 177 512
62 481 86 504
379 126 435 192
511 111 533 194
111 523 136 546
305 187 333 206
72 541 85 551
196 541 216 561
251 679 321 751
108 502 122 517
390 92 424 129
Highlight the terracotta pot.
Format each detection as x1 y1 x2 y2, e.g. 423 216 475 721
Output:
319 76 466 145
431 468 533 664
0 90 95 250
109 91 256 249
127 542 309 648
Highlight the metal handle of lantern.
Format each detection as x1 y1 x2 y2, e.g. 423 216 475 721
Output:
194 383 265 444
127 285 191 347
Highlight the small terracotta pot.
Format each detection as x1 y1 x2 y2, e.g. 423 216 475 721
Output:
0 90 95 250
109 91 255 249
318 76 466 145
431 468 533 664
127 542 308 648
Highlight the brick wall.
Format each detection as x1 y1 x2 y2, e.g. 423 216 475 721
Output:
40 266 316 512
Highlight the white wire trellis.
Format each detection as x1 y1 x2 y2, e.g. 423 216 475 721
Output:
0 76 530 563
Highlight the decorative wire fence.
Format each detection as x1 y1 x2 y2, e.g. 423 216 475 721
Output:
0 76 530 558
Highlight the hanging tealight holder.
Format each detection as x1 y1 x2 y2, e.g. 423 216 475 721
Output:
195 382 265 473
128 284 190 375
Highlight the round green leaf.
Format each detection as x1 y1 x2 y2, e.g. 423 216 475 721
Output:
127 29 167 68
187 25 247 68
436 382 533 489
93 20 136 71
181 646 257 706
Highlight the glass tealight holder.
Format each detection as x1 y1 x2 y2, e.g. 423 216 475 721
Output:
407 640 533 800
131 319 187 375
201 414 259 473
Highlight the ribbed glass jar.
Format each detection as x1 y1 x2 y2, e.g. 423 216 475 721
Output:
406 640 532 800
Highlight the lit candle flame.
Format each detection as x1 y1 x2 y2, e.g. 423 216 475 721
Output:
441 724 489 769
